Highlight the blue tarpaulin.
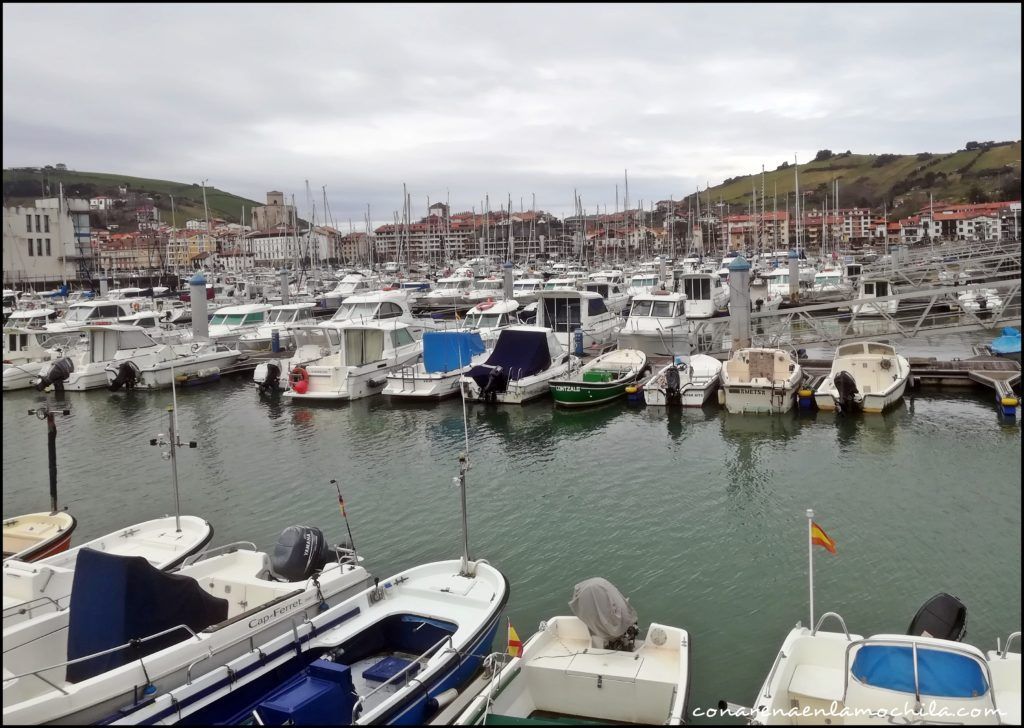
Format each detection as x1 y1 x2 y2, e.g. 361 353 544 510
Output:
65 548 228 684
468 328 552 391
422 331 485 373
991 327 1020 357
851 645 988 698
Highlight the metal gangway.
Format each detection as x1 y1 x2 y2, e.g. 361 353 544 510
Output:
853 238 1021 290
691 279 1022 355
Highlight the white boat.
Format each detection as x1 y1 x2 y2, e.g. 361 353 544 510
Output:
4 308 59 330
461 326 576 404
510 278 544 305
676 272 729 318
761 268 799 303
541 276 579 292
626 272 664 299
454 578 689 725
321 273 382 307
383 330 487 399
812 267 853 296
206 303 274 344
643 354 722 407
2 515 213 629
2 328 75 391
2 527 373 725
44 300 137 334
534 289 621 353
2 512 77 563
851 276 899 317
721 347 803 414
282 320 422 401
958 287 1003 315
616 290 690 357
814 341 910 413
330 289 438 337
418 275 473 308
464 277 507 304
747 594 1020 726
115 310 191 343
459 299 520 342
582 278 629 314
236 302 318 351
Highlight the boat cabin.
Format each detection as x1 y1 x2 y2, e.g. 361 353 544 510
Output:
5 308 58 329
45 301 136 332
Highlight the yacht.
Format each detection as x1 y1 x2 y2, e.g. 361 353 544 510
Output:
676 272 730 319
721 347 803 414
643 354 722 407
44 300 136 333
534 289 621 353
236 302 318 351
417 276 473 308
4 308 59 330
454 579 689 725
745 594 1020 726
582 279 629 315
321 273 382 308
383 330 487 400
206 303 274 345
459 299 520 342
330 289 436 337
510 277 544 305
626 272 663 300
2 527 372 725
616 290 690 357
461 326 576 404
464 277 507 305
2 328 75 391
814 341 911 413
282 321 422 401
851 276 899 317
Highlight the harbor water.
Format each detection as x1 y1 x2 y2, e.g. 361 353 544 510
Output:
2 331 1020 723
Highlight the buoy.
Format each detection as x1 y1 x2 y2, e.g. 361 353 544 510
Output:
799 389 814 398
1001 396 1018 417
293 379 308 395
625 385 637 394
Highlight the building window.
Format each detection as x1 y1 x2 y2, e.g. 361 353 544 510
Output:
44 215 50 233
26 214 32 232
35 215 41 232
37 239 43 256
46 239 52 256
28 240 34 256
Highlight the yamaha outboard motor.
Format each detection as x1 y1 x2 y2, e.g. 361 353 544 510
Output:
834 370 860 414
35 357 74 395
270 525 331 582
664 365 682 407
108 361 140 391
569 577 639 651
254 362 281 395
908 593 967 642
482 365 505 403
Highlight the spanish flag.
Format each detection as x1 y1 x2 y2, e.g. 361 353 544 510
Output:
507 620 523 658
811 522 837 554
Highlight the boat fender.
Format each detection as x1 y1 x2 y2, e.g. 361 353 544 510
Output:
290 366 309 394
426 688 460 713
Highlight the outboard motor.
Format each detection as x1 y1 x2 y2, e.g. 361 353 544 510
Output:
482 365 505 403
834 370 860 414
569 577 639 651
108 361 140 391
907 592 967 642
270 525 331 582
254 361 281 395
664 365 682 407
35 357 74 394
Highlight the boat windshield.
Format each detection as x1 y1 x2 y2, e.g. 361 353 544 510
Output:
335 302 379 321
475 281 502 290
210 313 246 326
513 283 538 293
64 306 94 322
630 277 657 287
439 280 468 291
293 328 340 349
266 309 293 323
630 300 679 317
466 312 504 329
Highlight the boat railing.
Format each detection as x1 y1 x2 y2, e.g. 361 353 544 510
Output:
841 637 997 712
761 646 787 700
350 632 455 722
2 622 201 689
181 541 258 567
811 612 851 640
2 593 68 620
998 631 1020 659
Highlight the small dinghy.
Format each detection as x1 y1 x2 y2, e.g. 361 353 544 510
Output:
2 512 77 563
813 341 910 413
549 349 647 407
455 578 689 725
642 354 722 407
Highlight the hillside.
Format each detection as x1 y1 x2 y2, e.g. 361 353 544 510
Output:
682 141 1021 218
2 167 262 228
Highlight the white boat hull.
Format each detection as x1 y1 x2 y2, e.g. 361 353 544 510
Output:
284 350 421 401
2 362 47 391
723 382 799 414
643 356 722 407
382 369 465 399
461 358 575 404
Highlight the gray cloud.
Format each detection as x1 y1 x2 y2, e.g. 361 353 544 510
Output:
3 3 1020 222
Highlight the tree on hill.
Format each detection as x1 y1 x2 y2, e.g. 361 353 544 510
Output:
813 149 833 162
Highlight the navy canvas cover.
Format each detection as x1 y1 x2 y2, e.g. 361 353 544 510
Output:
65 548 228 683
851 645 988 698
468 329 551 391
423 331 485 373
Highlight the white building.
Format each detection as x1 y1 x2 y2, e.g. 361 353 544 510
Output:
185 219 208 231
246 226 329 266
3 197 93 285
89 195 116 211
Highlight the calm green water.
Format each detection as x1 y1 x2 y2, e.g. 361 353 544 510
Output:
2 331 1020 723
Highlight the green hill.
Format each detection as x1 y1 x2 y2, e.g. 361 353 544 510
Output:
683 141 1021 218
2 167 262 227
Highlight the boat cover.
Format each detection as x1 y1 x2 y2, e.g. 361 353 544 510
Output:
851 645 988 698
423 331 485 374
991 327 1020 356
468 329 551 389
568 577 638 643
65 548 228 684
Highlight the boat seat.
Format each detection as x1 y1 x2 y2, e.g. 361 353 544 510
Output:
788 664 846 703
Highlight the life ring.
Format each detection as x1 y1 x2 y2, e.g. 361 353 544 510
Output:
290 366 309 387
132 302 141 312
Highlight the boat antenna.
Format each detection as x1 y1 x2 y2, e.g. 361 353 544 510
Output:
330 479 358 562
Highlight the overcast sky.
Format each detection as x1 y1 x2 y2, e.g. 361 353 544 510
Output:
3 3 1020 223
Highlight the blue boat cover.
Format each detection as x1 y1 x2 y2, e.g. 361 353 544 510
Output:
65 548 228 684
468 329 551 390
991 327 1020 356
423 331 485 373
851 645 988 698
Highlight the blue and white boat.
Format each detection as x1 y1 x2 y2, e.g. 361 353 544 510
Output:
990 327 1021 361
116 461 509 726
383 330 487 399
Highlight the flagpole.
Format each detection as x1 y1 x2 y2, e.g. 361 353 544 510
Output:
806 508 815 630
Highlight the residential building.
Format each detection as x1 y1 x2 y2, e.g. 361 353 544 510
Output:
2 197 93 285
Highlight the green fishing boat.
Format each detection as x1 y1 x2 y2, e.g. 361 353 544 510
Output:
549 349 647 408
